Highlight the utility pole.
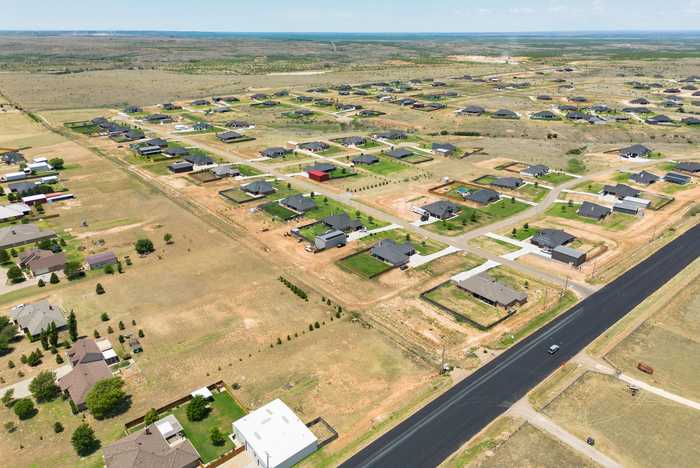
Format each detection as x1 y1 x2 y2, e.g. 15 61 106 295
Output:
561 275 569 299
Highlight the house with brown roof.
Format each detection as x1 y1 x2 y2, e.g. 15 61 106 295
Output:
103 414 200 468
86 251 118 270
58 338 112 409
18 249 66 276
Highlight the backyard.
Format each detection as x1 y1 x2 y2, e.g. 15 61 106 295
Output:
424 282 510 329
337 251 393 278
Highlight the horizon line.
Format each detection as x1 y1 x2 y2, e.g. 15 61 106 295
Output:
1 29 700 34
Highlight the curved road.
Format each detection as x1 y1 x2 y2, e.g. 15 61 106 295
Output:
340 222 700 468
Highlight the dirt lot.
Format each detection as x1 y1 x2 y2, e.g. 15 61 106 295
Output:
543 372 700 468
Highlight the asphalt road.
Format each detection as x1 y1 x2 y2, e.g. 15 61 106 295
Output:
341 223 700 468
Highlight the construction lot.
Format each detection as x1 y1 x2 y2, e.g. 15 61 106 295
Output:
0 40 699 467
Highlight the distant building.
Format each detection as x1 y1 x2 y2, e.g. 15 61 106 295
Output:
371 239 415 267
9 300 67 338
314 230 347 251
86 251 118 270
454 274 527 309
577 201 611 220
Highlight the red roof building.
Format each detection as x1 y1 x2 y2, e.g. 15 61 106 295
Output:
308 170 330 182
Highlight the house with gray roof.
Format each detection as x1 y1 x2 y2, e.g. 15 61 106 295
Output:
260 147 291 158
664 172 691 185
298 141 330 153
385 148 414 159
216 131 246 144
9 300 67 338
421 200 461 220
184 154 214 166
629 171 660 185
352 154 379 165
492 109 519 119
103 414 201 468
303 162 336 173
211 165 240 178
86 251 118 270
676 161 700 173
552 245 587 266
531 229 575 251
530 110 559 121
490 177 524 189
646 114 674 125
465 189 500 205
281 195 316 213
577 201 611 220
372 130 407 140
322 213 363 232
164 146 189 158
602 183 641 199
242 180 275 196
371 239 415 267
454 274 528 309
432 143 457 155
0 224 56 250
619 144 652 158
338 136 367 147
521 165 549 177
459 105 485 116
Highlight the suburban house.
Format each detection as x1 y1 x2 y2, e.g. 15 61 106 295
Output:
432 143 457 156
161 102 182 111
530 110 559 121
602 183 641 199
225 120 254 129
103 414 200 468
577 201 611 220
232 399 317 468
2 151 26 165
421 200 461 220
0 224 56 249
683 117 700 126
184 154 214 167
385 148 414 160
537 95 552 100
135 144 161 157
464 189 500 205
168 161 194 174
459 105 486 116
552 245 587 266
18 249 66 276
664 172 691 185
211 165 240 178
372 130 407 140
646 114 674 125
490 177 524 189
619 144 652 158
250 93 269 101
9 300 67 338
261 147 291 159
86 251 118 270
190 99 210 106
351 154 379 165
322 213 363 232
492 109 519 119
242 180 276 196
281 195 317 213
613 200 641 215
298 141 330 153
521 164 549 178
314 230 347 251
357 110 384 117
630 98 650 105
531 229 575 251
629 171 660 185
164 147 189 158
371 239 416 267
453 274 528 309
58 338 113 410
123 105 142 114
216 131 246 144
304 162 336 174
338 136 367 147
676 161 700 173
144 114 173 124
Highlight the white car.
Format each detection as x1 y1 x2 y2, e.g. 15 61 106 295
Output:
548 344 560 355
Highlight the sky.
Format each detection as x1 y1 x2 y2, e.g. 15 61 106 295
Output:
2 0 700 32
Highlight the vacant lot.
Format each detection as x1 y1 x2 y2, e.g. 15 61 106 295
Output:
544 372 700 468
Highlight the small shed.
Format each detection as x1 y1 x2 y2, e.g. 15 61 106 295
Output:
552 245 587 266
191 386 214 401
308 170 330 182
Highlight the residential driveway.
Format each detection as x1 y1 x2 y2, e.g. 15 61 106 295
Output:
216 450 256 468
0 364 72 399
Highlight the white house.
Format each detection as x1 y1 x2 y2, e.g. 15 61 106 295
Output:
232 399 318 468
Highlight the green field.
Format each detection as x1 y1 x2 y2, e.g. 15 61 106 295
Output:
304 197 388 229
359 156 408 176
337 251 393 278
172 392 246 463
261 202 299 220
356 229 446 255
538 172 576 185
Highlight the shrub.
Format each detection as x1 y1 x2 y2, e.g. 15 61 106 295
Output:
71 423 100 456
143 408 159 426
29 371 60 402
85 377 127 419
210 426 225 446
13 398 36 420
96 283 105 295
49 272 60 284
186 395 209 422
37 278 45 287
134 238 155 255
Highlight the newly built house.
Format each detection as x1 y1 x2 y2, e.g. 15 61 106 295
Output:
454 274 528 309
371 239 415 267
577 201 611 220
421 200 461 220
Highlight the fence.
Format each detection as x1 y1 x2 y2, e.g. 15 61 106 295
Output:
307 416 339 449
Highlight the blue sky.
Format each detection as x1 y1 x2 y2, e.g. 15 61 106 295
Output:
2 0 700 32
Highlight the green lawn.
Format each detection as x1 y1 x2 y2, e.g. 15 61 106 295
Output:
304 198 388 230
517 184 550 202
298 222 331 242
357 229 446 255
612 172 631 183
267 181 300 201
237 164 263 176
220 189 255 203
337 251 392 278
402 153 433 164
481 199 531 218
360 156 408 176
510 226 539 240
424 199 529 236
661 182 694 195
261 202 299 220
475 175 498 185
318 146 345 157
545 203 636 231
64 121 99 135
538 172 576 185
328 168 358 180
358 140 381 150
172 392 246 463
574 181 604 194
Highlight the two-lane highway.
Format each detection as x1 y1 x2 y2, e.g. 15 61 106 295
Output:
341 223 700 468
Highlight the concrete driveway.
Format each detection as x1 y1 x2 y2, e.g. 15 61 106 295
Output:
0 364 72 399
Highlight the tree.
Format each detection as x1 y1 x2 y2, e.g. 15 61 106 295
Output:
164 233 173 244
118 320 125 331
144 408 159 426
138 329 144 338
186 395 209 422
0 316 16 355
49 272 60 284
13 398 36 420
85 377 127 419
40 329 49 350
71 423 100 456
134 238 155 255
100 312 109 322
48 322 58 348
104 264 114 274
93 329 100 339
63 261 85 280
5 421 16 433
54 421 64 433
2 389 14 408
68 310 78 341
96 283 105 295
0 249 10 264
107 326 114 334
56 353 64 364
37 278 45 288
210 427 225 446
6 265 24 283
26 350 41 366
49 158 65 170
29 371 60 402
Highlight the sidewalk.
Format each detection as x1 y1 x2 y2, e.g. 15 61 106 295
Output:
0 364 72 399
